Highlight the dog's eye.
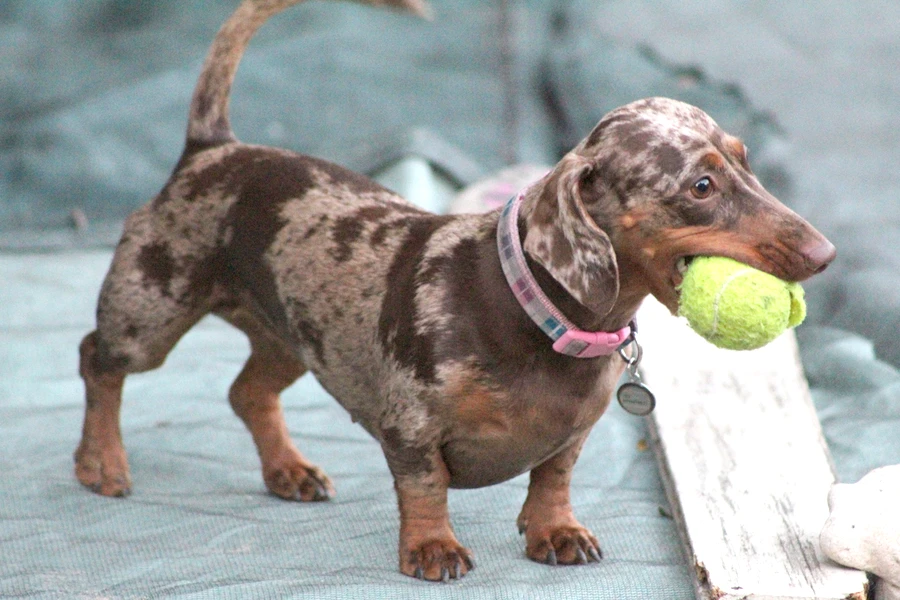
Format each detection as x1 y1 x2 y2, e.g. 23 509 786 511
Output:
691 177 714 199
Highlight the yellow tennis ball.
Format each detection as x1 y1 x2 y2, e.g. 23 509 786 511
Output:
677 256 806 350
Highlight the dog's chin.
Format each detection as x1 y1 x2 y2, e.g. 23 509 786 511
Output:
647 255 691 315
648 276 681 315
651 287 680 315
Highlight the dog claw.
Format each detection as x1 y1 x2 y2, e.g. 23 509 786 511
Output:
266 463 334 502
403 540 473 582
84 478 130 498
545 548 558 566
312 484 330 501
76 454 132 498
525 523 602 567
305 470 333 501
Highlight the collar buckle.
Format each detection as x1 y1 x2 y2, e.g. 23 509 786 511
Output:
552 327 632 358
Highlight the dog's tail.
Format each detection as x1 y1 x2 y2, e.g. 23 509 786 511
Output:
186 0 431 147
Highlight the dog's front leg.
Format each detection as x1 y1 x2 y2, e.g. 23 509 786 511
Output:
516 433 602 566
386 445 474 582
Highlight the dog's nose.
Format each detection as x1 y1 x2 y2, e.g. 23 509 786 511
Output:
802 238 836 274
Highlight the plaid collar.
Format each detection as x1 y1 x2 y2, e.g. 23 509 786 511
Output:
496 192 631 358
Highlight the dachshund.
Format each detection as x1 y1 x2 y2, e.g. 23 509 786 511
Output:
74 0 835 582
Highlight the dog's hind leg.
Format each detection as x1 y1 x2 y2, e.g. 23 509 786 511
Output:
76 332 131 497
219 307 334 502
76 209 213 497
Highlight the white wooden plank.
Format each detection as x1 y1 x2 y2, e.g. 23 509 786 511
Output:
637 298 869 600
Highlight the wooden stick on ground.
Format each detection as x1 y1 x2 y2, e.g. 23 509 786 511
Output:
637 298 869 600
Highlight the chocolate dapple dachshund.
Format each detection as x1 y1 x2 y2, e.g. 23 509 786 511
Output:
74 0 835 582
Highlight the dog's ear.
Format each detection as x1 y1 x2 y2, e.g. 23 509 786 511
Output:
523 154 619 317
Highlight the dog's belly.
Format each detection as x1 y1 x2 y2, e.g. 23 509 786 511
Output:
442 436 568 489
440 390 615 489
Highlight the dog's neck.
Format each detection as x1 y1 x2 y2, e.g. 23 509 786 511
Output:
498 191 632 358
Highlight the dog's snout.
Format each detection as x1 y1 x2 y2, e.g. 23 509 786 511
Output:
802 238 836 274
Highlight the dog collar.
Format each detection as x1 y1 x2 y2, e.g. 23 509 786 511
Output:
496 192 631 358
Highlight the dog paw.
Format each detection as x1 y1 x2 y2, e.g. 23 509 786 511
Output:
74 444 131 498
264 461 334 502
401 539 475 582
523 524 602 566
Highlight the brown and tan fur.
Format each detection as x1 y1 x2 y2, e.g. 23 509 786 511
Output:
74 0 835 582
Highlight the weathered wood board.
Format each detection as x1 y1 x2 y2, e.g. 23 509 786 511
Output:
637 298 869 600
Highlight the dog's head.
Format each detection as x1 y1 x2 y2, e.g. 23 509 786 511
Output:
523 97 835 317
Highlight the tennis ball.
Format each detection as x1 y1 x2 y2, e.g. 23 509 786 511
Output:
677 256 806 350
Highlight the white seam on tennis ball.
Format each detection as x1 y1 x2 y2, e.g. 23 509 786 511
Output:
710 268 755 336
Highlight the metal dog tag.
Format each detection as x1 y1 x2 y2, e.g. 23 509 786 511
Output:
616 334 657 416
617 381 656 416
